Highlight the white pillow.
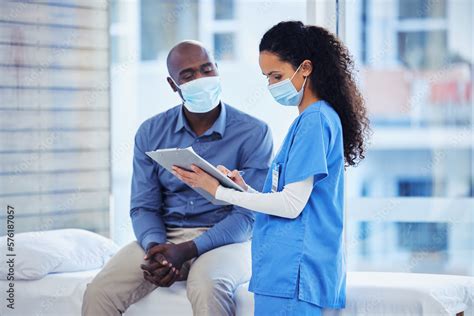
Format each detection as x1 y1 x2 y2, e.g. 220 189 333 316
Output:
0 229 119 280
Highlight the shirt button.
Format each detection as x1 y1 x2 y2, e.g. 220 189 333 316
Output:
190 201 194 205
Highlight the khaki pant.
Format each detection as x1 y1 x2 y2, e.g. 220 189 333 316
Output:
82 227 251 316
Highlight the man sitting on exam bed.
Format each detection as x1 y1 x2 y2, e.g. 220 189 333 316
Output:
82 40 273 316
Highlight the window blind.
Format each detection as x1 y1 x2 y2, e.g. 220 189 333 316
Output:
0 1 110 236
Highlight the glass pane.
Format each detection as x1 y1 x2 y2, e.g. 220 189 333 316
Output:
215 0 235 20
399 0 447 19
110 0 121 24
214 32 236 61
347 221 472 274
140 0 199 61
398 30 448 69
344 0 473 275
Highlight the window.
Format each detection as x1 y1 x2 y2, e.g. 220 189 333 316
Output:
344 0 473 275
200 0 239 62
109 1 472 276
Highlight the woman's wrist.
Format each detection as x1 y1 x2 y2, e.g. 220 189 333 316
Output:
207 181 220 197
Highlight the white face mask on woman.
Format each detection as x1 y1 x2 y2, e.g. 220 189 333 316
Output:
268 63 307 107
171 76 222 113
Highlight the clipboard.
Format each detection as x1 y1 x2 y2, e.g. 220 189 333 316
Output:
146 147 244 205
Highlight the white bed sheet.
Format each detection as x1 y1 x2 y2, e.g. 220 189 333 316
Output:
1 269 100 316
324 272 474 316
0 269 237 316
0 270 472 316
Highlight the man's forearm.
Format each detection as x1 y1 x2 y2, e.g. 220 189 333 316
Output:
192 208 254 255
131 207 167 250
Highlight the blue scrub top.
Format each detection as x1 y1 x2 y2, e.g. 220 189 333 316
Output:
249 100 346 309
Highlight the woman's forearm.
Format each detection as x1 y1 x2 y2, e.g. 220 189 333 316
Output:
215 176 313 219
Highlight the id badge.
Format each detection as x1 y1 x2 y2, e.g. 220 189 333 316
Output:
271 163 280 192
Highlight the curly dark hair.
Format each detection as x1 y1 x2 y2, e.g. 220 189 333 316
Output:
260 21 370 167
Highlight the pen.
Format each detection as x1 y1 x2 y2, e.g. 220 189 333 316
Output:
227 170 245 178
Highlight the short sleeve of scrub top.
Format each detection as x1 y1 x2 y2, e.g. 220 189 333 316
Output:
284 110 330 185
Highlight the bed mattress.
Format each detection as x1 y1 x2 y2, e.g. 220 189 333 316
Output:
0 270 472 316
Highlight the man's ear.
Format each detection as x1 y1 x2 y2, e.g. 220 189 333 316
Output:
167 77 178 92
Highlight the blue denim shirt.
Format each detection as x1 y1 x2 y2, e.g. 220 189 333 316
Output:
130 103 273 255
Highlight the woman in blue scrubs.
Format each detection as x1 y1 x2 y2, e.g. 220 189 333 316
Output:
173 21 369 315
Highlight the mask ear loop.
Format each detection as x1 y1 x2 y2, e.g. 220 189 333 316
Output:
169 76 181 89
169 76 186 105
290 62 304 81
300 76 308 92
291 62 308 93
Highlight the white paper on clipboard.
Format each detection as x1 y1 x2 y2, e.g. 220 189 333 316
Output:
146 147 244 205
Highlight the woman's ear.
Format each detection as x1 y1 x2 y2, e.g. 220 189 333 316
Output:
301 59 313 77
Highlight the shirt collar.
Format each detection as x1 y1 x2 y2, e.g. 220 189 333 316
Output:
174 103 227 138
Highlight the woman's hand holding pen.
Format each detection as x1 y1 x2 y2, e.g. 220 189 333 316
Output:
216 165 248 191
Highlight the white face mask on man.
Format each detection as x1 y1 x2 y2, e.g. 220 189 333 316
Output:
268 63 307 107
171 76 222 113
